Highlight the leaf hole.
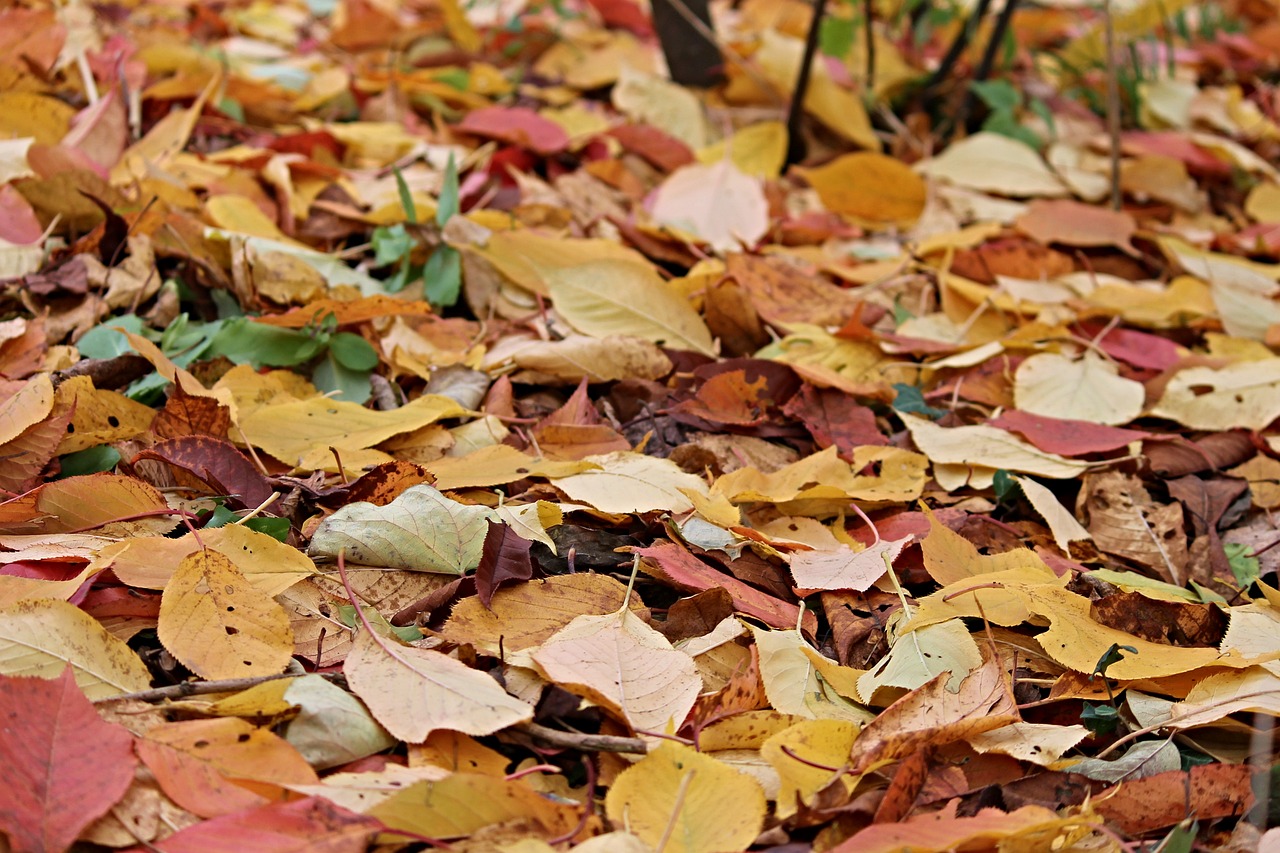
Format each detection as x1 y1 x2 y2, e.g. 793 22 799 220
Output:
226 626 239 635
1189 385 1214 397
107 415 120 427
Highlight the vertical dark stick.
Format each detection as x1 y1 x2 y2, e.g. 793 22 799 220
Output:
949 0 1020 135
863 0 876 93
785 0 832 166
920 0 994 98
1104 0 1123 210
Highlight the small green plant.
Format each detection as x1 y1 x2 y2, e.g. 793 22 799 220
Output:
1081 642 1137 735
969 79 1052 148
371 158 463 308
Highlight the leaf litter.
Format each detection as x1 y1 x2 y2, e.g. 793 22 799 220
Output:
2 0 1280 850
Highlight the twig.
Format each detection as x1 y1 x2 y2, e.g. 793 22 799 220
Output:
513 721 649 754
949 0 1020 136
94 671 342 704
1104 0 1122 210
863 0 875 92
785 0 831 166
921 0 994 99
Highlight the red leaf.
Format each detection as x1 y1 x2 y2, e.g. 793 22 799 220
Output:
988 410 1151 456
475 520 534 609
607 124 695 172
458 106 569 155
583 0 652 35
151 797 381 853
632 540 817 634
782 384 887 455
0 668 137 853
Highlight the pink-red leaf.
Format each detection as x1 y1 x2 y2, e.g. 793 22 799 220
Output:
0 668 137 853
151 797 381 853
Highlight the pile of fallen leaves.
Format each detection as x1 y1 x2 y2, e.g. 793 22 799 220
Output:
6 0 1280 849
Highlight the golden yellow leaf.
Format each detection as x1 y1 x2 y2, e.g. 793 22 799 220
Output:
696 121 788 178
605 743 766 853
798 152 927 227
442 573 643 655
54 375 155 454
370 773 580 839
0 371 53 445
158 549 294 680
762 719 859 818
237 393 466 466
0 599 151 699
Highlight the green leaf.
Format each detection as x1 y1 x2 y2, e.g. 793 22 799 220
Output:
382 259 418 294
819 17 856 58
312 351 372 403
393 166 417 224
1224 541 1260 587
1158 821 1197 853
971 79 1022 112
79 315 147 358
981 110 1042 149
329 332 379 371
891 384 946 419
243 517 291 542
992 470 1016 504
203 503 240 528
423 245 462 308
437 153 459 226
58 446 121 477
1092 643 1138 679
372 224 413 267
209 319 326 367
1080 702 1120 735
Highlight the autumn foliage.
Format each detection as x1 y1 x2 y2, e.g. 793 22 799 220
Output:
5 0 1280 849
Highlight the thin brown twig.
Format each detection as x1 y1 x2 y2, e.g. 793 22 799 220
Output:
94 671 342 704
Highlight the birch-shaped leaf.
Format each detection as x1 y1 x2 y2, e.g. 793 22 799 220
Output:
344 630 532 742
605 743 766 853
857 618 982 702
0 599 152 699
790 536 910 591
308 484 494 572
158 549 295 680
532 608 701 735
1014 351 1145 426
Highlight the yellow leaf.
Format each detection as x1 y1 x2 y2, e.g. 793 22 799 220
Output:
54 375 155 454
798 152 927 227
916 132 1067 197
762 720 859 818
94 524 315 594
756 30 878 150
443 573 643 655
605 743 766 853
158 549 295 680
1012 476 1092 552
549 451 710 514
919 507 1057 586
696 121 788 178
967 722 1088 766
532 609 702 734
236 393 466 466
903 415 1090 481
344 630 533 742
0 599 151 699
542 258 715 355
611 66 709 149
857 618 982 701
0 92 76 146
370 773 579 839
1149 359 1280 430
437 0 480 51
0 371 53 445
1013 351 1145 426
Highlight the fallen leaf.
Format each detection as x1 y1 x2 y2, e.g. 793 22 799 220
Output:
605 743 766 853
